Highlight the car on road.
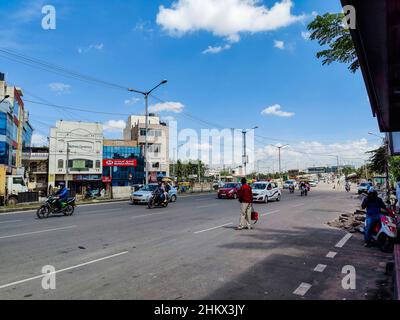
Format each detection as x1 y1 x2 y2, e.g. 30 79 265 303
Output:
309 180 317 187
251 181 281 203
217 183 241 199
358 182 373 194
283 180 297 189
130 184 178 204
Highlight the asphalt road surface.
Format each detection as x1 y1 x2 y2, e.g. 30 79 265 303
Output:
0 184 392 300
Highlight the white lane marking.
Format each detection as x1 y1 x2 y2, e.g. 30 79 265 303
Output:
291 203 305 208
261 210 280 217
196 204 218 209
131 211 171 220
293 283 312 296
335 233 353 248
326 251 337 258
0 219 22 225
0 251 128 290
0 225 76 240
194 222 233 234
314 264 327 273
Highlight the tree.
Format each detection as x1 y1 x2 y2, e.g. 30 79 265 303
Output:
307 13 359 73
367 146 387 175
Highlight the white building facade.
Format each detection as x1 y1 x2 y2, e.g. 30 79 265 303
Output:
123 114 169 182
48 121 103 193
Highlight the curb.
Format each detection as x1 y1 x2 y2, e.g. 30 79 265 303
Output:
0 192 215 215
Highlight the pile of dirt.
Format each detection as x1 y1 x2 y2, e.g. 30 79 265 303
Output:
328 210 366 233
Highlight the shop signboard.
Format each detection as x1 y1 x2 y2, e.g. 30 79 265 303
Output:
103 159 137 167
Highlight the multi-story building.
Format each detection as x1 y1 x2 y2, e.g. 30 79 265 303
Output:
102 139 145 188
48 121 103 194
22 147 49 196
0 72 33 175
123 114 169 182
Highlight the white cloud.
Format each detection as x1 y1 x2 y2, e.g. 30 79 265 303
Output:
78 43 104 54
261 104 294 117
161 115 176 122
301 31 311 40
157 0 305 43
149 101 185 113
104 120 126 133
202 44 231 54
274 40 285 49
124 97 141 105
48 82 71 94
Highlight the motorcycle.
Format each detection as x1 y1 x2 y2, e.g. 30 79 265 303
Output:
289 185 295 194
37 195 76 219
300 186 308 197
367 208 398 252
345 184 351 192
148 190 169 209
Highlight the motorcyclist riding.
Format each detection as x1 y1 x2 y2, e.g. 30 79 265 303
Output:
54 182 69 212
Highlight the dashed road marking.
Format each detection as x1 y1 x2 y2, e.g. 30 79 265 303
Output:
0 225 76 240
291 203 305 208
293 282 312 296
326 251 337 258
261 210 280 217
0 251 128 290
335 233 352 248
194 222 233 234
314 264 327 273
196 204 218 209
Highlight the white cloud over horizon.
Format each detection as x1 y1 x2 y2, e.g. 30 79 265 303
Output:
31 133 48 146
157 0 306 45
261 104 295 117
202 44 231 54
103 120 126 133
149 101 185 113
78 43 104 54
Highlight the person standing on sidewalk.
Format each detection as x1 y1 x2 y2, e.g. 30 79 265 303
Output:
237 178 253 230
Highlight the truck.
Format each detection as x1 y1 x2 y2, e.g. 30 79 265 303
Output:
0 166 29 205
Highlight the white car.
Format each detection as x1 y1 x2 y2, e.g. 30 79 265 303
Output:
251 182 281 203
283 180 297 189
309 180 317 187
130 184 178 204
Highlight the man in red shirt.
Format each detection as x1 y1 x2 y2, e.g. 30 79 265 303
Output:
237 178 253 230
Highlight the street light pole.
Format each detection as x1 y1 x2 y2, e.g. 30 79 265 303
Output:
128 80 168 184
0 95 10 104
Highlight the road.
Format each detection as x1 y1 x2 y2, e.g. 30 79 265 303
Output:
0 184 392 300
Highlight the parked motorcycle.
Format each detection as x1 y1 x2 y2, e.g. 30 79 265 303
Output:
367 208 398 252
37 195 76 219
148 190 169 209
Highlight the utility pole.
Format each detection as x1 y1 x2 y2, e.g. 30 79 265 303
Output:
241 126 258 178
198 159 201 183
66 142 69 189
128 80 168 185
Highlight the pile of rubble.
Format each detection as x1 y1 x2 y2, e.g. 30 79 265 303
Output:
328 210 366 233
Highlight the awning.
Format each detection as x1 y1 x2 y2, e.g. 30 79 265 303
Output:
340 0 400 132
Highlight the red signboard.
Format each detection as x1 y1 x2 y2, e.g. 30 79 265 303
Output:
102 176 112 183
103 159 137 167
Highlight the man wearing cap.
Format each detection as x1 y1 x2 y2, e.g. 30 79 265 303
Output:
361 187 387 247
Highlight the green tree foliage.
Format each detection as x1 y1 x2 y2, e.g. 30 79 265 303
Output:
307 13 359 73
367 146 387 175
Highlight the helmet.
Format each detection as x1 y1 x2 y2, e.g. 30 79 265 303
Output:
368 186 375 193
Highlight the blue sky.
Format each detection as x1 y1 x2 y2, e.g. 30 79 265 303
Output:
0 0 382 169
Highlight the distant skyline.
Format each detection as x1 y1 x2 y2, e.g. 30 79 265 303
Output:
0 0 382 170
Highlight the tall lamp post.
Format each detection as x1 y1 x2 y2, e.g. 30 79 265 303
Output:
269 144 289 183
241 126 258 177
128 80 168 184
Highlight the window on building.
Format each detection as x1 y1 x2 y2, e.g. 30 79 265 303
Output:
58 159 64 169
152 162 160 169
96 160 101 168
